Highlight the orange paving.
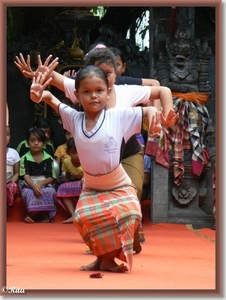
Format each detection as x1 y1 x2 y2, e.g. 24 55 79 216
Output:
5 197 216 296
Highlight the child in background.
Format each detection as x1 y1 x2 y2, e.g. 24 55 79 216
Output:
17 117 55 158
55 137 83 224
54 129 72 185
54 129 72 168
19 127 57 223
51 96 73 150
109 47 127 77
29 65 167 273
6 126 20 207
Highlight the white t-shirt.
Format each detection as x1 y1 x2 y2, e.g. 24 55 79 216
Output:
6 147 20 173
63 76 151 107
59 104 143 175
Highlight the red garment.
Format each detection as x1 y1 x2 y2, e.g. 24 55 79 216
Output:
7 182 20 207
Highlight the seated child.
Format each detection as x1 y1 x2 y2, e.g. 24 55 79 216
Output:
55 137 83 224
19 127 57 223
54 129 72 183
6 125 20 207
17 117 55 157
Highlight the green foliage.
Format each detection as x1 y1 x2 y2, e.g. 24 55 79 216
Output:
90 6 107 20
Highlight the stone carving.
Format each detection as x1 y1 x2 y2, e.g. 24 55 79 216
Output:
172 183 197 205
157 24 211 93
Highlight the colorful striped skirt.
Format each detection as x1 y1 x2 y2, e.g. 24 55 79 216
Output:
55 180 82 211
21 185 56 220
73 185 142 271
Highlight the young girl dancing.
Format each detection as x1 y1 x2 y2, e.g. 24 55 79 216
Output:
15 51 178 253
29 65 168 273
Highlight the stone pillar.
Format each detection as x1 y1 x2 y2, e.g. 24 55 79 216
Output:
150 161 169 224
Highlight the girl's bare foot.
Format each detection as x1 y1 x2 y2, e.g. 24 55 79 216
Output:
62 216 74 224
80 257 102 271
100 260 129 273
24 215 34 223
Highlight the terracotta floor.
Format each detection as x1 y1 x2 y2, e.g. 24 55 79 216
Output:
5 219 216 297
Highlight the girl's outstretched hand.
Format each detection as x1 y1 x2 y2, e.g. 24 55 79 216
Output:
63 69 77 78
148 111 162 138
30 73 52 103
161 109 178 131
14 53 59 79
36 54 59 79
14 53 35 78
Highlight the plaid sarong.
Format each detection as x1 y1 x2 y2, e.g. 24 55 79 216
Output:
73 185 142 271
146 96 211 186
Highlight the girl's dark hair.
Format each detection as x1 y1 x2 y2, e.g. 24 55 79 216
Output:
75 65 109 91
26 127 47 143
66 137 76 153
83 48 117 72
109 47 125 64
33 117 52 129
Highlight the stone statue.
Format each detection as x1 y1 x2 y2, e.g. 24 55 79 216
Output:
157 24 211 93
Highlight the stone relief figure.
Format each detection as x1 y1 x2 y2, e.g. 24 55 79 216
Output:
149 24 213 190
146 23 215 219
157 24 211 93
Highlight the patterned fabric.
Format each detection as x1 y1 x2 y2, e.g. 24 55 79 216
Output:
146 96 211 186
6 182 20 207
55 180 82 211
21 186 56 220
74 185 142 271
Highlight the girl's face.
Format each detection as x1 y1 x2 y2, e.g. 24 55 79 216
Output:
65 131 72 141
6 127 10 146
115 55 126 76
68 149 80 167
93 62 116 88
75 75 110 113
41 127 51 141
28 133 44 153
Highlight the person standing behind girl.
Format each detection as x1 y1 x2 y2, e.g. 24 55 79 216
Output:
6 126 20 207
19 127 57 223
55 137 83 224
30 65 165 273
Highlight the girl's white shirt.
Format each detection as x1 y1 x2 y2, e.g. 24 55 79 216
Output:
63 76 152 108
59 104 143 175
6 147 20 173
